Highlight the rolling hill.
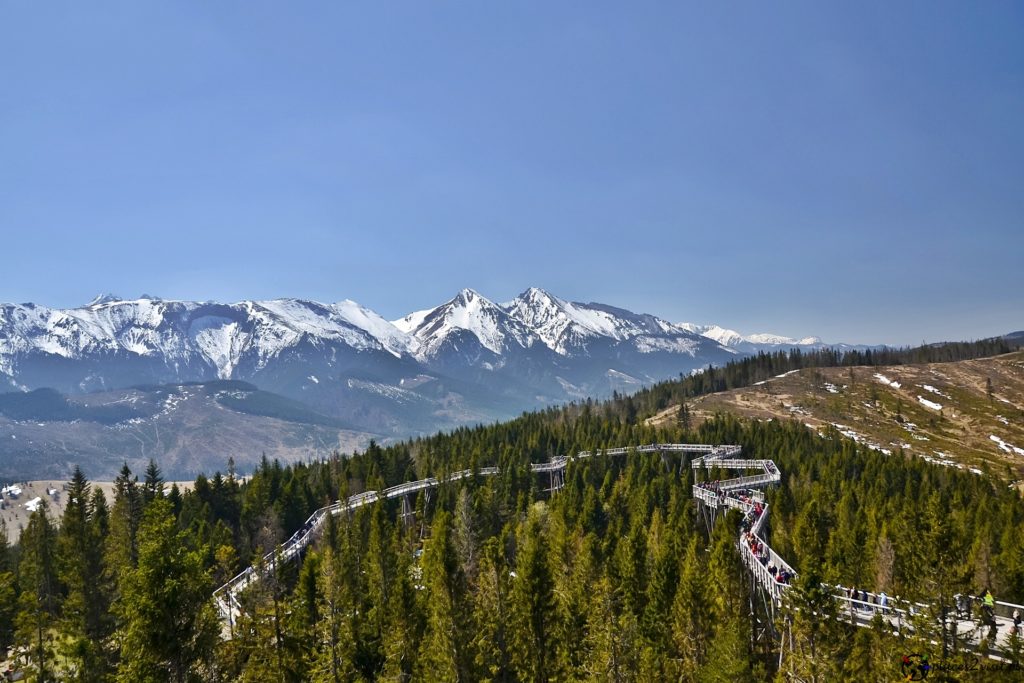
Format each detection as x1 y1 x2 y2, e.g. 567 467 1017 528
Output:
649 350 1024 482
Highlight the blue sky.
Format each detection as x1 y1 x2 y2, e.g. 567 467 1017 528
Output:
1 3 1021 345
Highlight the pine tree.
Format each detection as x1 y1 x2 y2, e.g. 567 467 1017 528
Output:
840 616 899 681
584 574 641 682
143 459 165 504
415 511 468 682
676 402 692 432
669 537 712 679
115 498 218 683
362 501 393 675
379 525 421 683
471 538 512 682
16 504 59 682
58 467 113 682
921 492 969 657
617 515 649 620
509 507 559 683
777 568 844 683
699 515 752 683
235 549 291 683
107 464 143 578
0 517 16 655
307 546 356 683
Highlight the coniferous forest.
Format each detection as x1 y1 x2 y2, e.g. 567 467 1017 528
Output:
2 352 1024 682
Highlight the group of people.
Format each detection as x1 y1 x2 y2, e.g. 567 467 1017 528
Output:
768 563 794 584
740 503 764 534
736 495 786 582
844 587 891 614
841 587 1023 638
743 530 765 558
696 480 724 494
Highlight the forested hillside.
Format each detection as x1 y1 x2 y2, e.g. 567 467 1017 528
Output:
2 375 1023 680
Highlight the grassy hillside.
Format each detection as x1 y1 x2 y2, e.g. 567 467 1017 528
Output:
649 350 1024 483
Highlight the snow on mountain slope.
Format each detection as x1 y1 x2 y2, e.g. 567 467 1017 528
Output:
502 287 695 356
0 288 839 420
698 325 747 348
332 299 413 357
0 299 194 361
392 308 431 335
678 322 823 349
191 319 245 379
396 289 538 359
0 297 410 385
746 332 822 346
247 298 400 362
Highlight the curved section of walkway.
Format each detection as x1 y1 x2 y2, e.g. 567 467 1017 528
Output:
214 442 1023 657
691 447 1023 658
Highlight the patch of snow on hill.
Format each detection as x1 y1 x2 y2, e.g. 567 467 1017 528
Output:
921 384 949 398
605 368 642 384
874 373 901 389
990 435 1024 456
346 378 421 403
634 336 698 355
917 396 943 411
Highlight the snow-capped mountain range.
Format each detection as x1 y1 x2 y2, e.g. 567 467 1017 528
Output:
0 287 849 445
676 323 823 352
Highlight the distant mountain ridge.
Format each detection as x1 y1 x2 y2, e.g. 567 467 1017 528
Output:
0 288 842 397
0 287 877 476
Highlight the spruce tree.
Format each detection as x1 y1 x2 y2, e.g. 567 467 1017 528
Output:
308 546 356 683
470 538 512 682
669 537 712 679
107 464 143 577
379 525 421 683
16 504 59 682
415 511 468 682
777 568 844 683
509 507 558 683
115 499 218 683
142 459 165 504
0 517 16 655
58 467 113 682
